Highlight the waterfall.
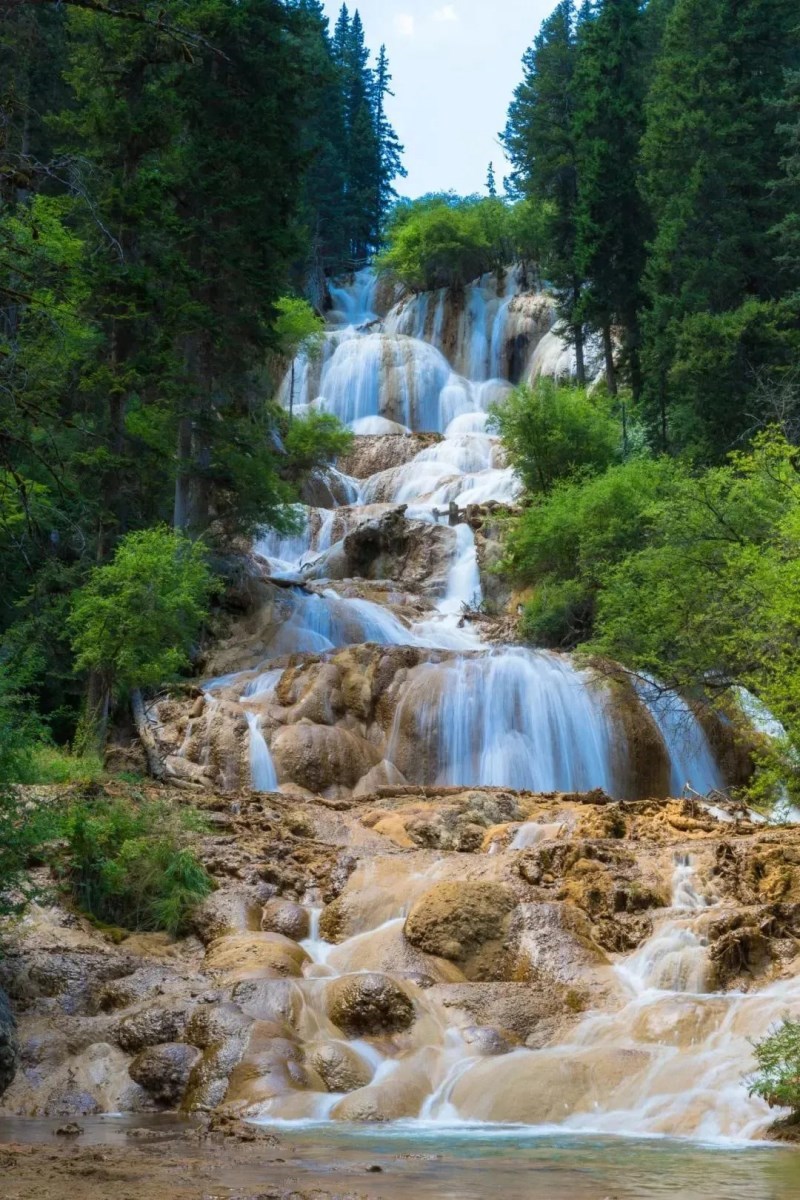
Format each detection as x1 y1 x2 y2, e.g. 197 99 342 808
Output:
246 710 278 792
146 267 795 1149
634 676 723 795
172 267 729 804
388 650 618 793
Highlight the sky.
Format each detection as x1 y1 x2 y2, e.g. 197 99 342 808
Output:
321 1 554 198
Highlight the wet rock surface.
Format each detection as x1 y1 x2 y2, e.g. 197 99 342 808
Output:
2 782 800 1137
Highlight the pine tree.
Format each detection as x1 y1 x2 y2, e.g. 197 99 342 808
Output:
295 0 350 278
340 10 379 261
772 68 800 296
486 162 497 197
573 0 648 397
502 1 587 384
641 0 798 452
373 45 406 237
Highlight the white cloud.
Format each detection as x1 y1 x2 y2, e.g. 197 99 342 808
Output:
433 4 458 21
394 13 416 36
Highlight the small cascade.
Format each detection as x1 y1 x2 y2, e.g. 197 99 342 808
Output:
245 710 278 792
634 676 723 796
388 649 619 793
617 855 713 996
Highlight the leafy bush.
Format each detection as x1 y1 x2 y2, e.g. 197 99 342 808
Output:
16 746 105 786
377 194 550 291
490 379 622 494
283 411 353 475
504 456 677 647
748 1018 800 1115
60 797 213 936
68 526 219 698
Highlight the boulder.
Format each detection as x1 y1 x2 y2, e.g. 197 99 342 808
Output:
404 881 516 976
115 1005 191 1055
192 891 263 945
129 1043 202 1107
261 899 310 941
204 932 310 983
306 1042 373 1094
0 986 17 1097
461 1025 517 1056
271 724 382 795
326 972 414 1036
183 1003 253 1111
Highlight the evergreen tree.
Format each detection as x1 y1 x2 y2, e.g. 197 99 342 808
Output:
340 10 379 261
502 1 587 384
641 0 799 453
486 162 497 197
573 0 648 397
295 0 349 282
373 45 407 237
773 67 800 295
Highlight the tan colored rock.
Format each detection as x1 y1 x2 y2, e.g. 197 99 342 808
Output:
329 1072 428 1121
261 899 310 941
192 891 263 945
404 881 516 973
326 973 415 1036
337 434 440 480
271 723 382 795
306 1042 374 1093
204 933 310 983
115 1005 191 1055
183 1003 252 1112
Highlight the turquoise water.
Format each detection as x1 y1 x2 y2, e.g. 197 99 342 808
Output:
267 1124 800 1199
3 1117 799 1198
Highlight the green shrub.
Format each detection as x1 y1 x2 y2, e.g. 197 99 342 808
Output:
520 578 593 648
15 746 105 786
503 457 676 647
68 526 219 698
59 797 213 936
377 194 550 291
748 1018 800 1114
490 379 622 494
0 665 60 914
283 411 353 474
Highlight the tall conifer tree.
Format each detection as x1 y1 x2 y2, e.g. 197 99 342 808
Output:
573 0 648 397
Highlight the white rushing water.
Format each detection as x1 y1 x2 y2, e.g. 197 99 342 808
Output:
184 267 727 799
242 851 800 1142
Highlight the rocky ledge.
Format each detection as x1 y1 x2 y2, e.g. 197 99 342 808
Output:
1 782 798 1127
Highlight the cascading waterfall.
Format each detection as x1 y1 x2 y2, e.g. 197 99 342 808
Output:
197 267 725 801
245 850 798 1140
147 267 800 1150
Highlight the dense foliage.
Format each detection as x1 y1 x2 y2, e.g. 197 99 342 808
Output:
503 0 800 452
0 0 391 746
59 795 212 936
490 380 622 495
377 195 549 291
749 1019 800 1116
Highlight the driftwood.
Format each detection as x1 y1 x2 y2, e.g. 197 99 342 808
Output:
131 689 166 781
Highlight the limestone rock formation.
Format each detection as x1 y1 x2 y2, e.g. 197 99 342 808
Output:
404 881 516 979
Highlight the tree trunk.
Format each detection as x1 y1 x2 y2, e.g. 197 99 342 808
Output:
131 689 165 780
173 413 193 532
82 671 111 753
574 323 586 388
602 325 617 396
